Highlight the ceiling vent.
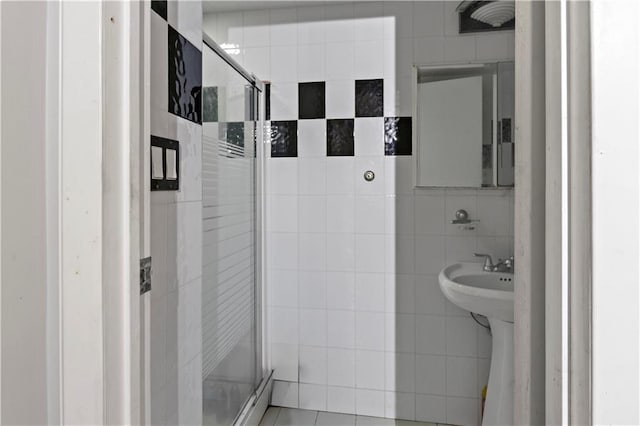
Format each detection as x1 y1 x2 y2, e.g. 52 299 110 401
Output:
456 1 515 34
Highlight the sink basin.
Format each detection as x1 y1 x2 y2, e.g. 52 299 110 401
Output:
438 262 514 322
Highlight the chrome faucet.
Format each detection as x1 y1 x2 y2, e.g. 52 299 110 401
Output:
474 253 495 271
474 253 514 272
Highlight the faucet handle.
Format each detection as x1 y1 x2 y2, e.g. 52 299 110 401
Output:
473 253 494 271
503 256 514 270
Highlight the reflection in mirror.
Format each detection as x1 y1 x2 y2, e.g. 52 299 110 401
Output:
497 62 515 186
414 62 515 188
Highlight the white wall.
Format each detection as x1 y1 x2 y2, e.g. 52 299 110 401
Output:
149 3 204 425
0 2 49 423
591 1 640 423
206 3 514 425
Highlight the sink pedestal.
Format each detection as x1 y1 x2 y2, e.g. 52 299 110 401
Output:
437 262 514 426
483 318 514 426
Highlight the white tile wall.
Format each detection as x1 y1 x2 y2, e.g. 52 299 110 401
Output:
206 2 514 424
150 2 204 426
328 311 355 349
327 386 356 415
300 346 328 384
272 343 299 382
328 348 356 387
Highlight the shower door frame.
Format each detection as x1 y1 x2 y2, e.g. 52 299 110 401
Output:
202 33 270 426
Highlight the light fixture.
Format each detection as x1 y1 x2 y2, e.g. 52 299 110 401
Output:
470 1 515 27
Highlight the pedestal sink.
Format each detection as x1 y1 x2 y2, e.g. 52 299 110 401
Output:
438 262 514 426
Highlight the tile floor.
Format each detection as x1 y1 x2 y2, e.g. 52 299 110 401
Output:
259 407 459 426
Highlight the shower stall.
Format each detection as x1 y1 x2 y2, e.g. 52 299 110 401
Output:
201 35 268 425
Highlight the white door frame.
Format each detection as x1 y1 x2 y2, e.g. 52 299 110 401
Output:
514 2 547 423
54 1 147 423
515 1 593 424
1 1 148 423
102 1 148 424
57 2 106 423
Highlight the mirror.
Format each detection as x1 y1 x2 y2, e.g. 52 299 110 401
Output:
413 61 515 188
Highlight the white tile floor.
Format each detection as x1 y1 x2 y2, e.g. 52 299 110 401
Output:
259 407 459 426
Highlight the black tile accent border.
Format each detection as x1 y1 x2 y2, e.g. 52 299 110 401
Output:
271 121 298 157
168 25 202 124
140 257 152 294
327 119 354 156
501 118 512 143
203 86 218 122
298 82 326 119
151 0 167 20
265 83 271 121
355 79 383 118
151 135 180 191
219 122 245 149
384 117 412 156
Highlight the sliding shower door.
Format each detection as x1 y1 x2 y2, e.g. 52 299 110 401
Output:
201 38 264 425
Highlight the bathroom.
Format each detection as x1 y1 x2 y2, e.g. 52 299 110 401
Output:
150 1 515 425
1 1 637 426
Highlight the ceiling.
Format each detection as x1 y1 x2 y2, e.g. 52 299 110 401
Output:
202 1 350 14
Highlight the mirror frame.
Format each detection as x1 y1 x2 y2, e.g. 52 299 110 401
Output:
411 61 515 189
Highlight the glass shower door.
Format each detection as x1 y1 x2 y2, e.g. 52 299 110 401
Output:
201 39 263 425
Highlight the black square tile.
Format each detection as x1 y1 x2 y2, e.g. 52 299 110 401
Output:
219 122 245 148
168 25 202 124
203 86 218 122
384 117 412 156
501 118 512 143
298 82 326 119
271 121 298 157
356 79 383 117
327 119 354 156
265 83 271 121
151 0 167 20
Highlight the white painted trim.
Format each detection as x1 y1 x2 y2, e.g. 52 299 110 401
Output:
0 2 144 422
0 2 3 420
513 2 546 424
559 3 570 423
56 2 144 422
59 2 105 423
140 1 152 423
45 1 62 422
543 2 565 424
102 1 145 423
544 3 593 423
102 1 132 421
566 2 592 423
